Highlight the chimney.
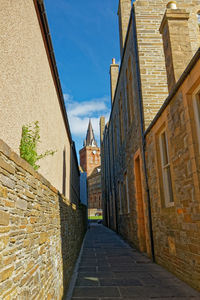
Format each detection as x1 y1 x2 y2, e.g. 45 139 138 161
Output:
100 116 105 166
100 116 105 145
110 58 119 104
160 1 192 92
118 0 132 58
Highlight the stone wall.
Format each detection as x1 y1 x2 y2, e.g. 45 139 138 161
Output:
135 0 200 128
88 169 102 217
102 10 152 255
145 58 200 291
101 0 200 291
0 139 87 300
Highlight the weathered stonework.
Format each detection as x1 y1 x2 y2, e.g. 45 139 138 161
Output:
102 0 200 292
80 146 101 178
110 59 119 104
145 58 200 291
118 0 132 57
87 167 102 217
0 139 87 300
134 0 200 128
160 8 192 91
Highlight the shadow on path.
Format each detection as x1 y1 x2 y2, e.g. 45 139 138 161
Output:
71 223 200 299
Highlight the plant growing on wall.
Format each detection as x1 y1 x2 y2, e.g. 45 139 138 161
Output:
19 121 56 170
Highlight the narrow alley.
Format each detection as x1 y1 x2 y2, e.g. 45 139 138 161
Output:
71 224 200 300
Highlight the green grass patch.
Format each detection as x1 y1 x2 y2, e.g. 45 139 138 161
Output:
88 215 103 220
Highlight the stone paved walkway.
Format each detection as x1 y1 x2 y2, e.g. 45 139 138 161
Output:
71 223 200 300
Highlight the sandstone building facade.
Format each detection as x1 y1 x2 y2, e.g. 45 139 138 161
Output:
80 121 102 217
101 0 200 291
87 166 102 218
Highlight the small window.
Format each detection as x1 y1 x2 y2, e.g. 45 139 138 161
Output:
125 174 130 214
123 178 127 214
113 116 118 156
197 11 200 26
159 130 174 206
126 56 134 126
119 93 124 144
110 193 113 217
118 182 122 215
193 89 200 152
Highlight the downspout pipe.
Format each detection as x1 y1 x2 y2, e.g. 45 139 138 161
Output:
131 6 155 262
107 131 117 230
105 131 111 227
110 124 119 233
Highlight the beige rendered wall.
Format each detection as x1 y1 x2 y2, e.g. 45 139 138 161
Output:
0 0 73 197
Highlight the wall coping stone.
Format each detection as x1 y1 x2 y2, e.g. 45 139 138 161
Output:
0 138 73 204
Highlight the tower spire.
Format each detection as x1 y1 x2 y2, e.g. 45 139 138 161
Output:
84 119 98 147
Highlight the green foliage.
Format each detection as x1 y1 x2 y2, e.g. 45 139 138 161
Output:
19 121 56 170
88 216 103 220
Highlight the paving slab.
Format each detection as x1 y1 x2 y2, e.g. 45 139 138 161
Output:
71 224 200 299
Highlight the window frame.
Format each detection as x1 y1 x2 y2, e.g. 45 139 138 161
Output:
113 116 118 156
159 128 174 207
193 86 200 153
126 56 134 126
125 173 130 214
119 93 124 144
197 11 200 27
109 193 113 217
118 181 122 215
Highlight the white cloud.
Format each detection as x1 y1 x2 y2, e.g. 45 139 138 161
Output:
64 93 110 141
64 93 73 103
67 98 108 117
116 60 121 66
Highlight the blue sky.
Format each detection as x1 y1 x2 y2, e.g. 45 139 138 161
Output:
45 0 120 155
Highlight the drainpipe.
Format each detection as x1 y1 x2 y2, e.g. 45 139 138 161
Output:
107 130 117 231
105 131 111 228
131 6 155 262
110 123 119 233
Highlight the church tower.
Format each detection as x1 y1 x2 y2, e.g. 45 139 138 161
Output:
79 120 101 177
80 120 102 218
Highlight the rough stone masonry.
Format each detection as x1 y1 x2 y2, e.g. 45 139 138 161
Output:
0 139 87 300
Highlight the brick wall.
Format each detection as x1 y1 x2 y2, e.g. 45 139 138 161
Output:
0 139 87 300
